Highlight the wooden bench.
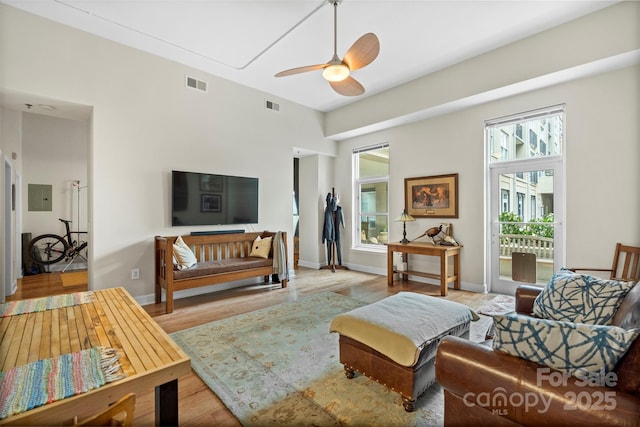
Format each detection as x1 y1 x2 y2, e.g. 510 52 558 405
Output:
155 231 287 313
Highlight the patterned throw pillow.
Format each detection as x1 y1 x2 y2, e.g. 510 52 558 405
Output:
493 313 640 378
533 268 636 325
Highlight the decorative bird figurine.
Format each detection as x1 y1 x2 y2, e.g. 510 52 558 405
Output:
426 225 442 238
411 225 443 243
411 224 459 245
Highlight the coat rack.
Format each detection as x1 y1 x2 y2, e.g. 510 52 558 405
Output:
321 187 348 272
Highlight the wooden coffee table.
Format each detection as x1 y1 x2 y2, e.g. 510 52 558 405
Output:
0 287 190 426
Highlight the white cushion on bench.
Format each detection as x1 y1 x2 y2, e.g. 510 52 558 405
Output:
173 236 196 268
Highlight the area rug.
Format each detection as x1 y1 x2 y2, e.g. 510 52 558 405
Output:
477 294 516 317
60 270 88 287
170 292 491 426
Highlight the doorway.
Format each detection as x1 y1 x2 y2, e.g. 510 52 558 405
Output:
4 158 15 298
293 157 299 269
485 105 565 295
1 93 91 298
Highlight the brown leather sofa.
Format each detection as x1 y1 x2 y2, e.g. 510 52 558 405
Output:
435 283 640 426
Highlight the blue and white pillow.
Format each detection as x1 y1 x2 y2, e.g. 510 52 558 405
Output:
533 268 635 325
493 313 639 378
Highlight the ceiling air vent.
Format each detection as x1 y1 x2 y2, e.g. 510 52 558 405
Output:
186 76 207 92
265 100 280 112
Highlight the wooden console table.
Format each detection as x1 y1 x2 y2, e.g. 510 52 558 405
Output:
0 287 191 426
387 242 462 296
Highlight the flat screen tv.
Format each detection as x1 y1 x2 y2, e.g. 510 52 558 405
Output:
171 170 258 226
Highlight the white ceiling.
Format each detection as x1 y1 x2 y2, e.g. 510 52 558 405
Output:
2 0 618 113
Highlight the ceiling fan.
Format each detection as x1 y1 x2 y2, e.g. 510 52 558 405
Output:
274 0 379 96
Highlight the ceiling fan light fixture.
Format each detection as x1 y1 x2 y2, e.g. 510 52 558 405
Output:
322 63 350 82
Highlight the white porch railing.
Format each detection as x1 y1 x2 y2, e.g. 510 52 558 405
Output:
499 234 554 260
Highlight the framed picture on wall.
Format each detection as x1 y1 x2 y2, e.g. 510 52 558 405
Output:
201 194 221 212
405 173 458 218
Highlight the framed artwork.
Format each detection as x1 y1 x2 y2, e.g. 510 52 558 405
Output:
200 174 223 192
405 173 458 218
201 194 221 212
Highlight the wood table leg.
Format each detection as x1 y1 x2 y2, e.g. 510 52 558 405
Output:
387 248 394 286
454 252 461 290
440 253 448 296
155 379 179 427
401 252 408 281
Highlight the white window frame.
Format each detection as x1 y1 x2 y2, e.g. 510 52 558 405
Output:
352 144 389 252
485 105 566 294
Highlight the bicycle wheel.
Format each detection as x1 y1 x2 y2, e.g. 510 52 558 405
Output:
28 234 68 265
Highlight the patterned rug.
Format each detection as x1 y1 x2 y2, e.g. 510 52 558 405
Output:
477 294 516 317
0 292 94 317
0 347 124 419
170 292 491 426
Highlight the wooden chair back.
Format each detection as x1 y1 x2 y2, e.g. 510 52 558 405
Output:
610 243 640 281
73 393 136 426
570 243 640 281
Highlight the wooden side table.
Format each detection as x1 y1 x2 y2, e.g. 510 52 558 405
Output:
386 242 462 296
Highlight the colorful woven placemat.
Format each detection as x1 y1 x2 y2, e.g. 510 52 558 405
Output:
0 347 125 419
0 292 94 317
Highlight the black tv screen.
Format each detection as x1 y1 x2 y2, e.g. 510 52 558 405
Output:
171 170 258 226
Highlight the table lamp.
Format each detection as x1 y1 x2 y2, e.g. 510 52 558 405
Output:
395 209 415 244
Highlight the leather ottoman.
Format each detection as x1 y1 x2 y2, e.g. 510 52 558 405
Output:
329 291 477 411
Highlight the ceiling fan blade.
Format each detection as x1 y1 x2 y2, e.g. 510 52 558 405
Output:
329 76 365 96
275 64 327 77
343 33 380 71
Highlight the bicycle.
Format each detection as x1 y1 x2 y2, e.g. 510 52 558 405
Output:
27 218 88 271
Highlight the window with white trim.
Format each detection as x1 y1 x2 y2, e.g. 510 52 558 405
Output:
353 144 389 250
486 105 565 293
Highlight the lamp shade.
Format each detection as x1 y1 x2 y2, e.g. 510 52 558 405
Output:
395 210 415 222
395 209 415 244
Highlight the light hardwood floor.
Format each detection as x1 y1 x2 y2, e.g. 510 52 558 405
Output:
14 267 496 426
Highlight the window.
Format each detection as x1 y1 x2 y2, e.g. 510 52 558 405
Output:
501 189 510 212
530 195 536 219
353 144 389 249
516 192 525 217
486 105 565 294
529 129 538 149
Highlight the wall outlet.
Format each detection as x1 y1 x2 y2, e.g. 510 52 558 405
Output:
131 268 140 280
